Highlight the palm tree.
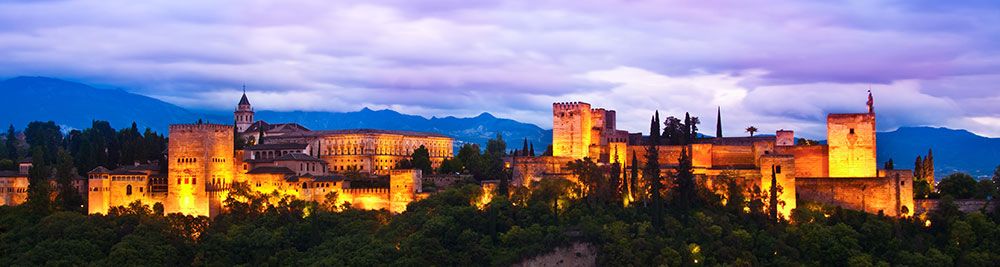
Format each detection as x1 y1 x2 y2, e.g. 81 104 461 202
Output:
745 126 758 137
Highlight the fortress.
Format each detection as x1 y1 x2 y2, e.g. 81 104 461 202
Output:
1 90 916 219
85 92 448 216
514 92 914 218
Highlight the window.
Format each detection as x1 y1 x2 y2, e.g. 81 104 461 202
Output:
126 185 132 195
775 165 782 174
849 128 855 134
177 178 181 185
193 178 196 185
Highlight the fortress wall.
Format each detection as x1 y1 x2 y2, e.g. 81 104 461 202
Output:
711 145 755 167
776 145 829 178
797 175 910 217
914 199 997 216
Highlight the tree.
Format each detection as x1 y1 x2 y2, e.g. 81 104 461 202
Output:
25 121 62 165
662 116 684 145
54 149 83 212
670 146 698 212
437 157 463 174
768 165 780 222
26 148 52 214
645 113 664 230
716 107 722 138
521 138 529 157
629 153 640 205
937 173 976 199
914 156 924 184
883 159 894 170
409 145 433 174
542 145 553 156
5 124 16 160
745 126 758 137
923 149 934 183
529 142 535 157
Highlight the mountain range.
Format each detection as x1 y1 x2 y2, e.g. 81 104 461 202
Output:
0 76 996 179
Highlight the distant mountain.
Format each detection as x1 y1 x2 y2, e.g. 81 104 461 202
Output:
0 76 205 132
0 76 551 152
254 109 552 150
877 127 1000 180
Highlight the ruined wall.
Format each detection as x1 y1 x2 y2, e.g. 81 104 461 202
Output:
167 124 235 217
827 113 876 177
913 199 997 216
552 102 592 159
797 174 911 217
776 145 829 178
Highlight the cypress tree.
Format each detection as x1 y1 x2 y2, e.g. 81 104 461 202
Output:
5 125 16 160
716 107 722 138
924 149 934 182
630 153 639 204
529 142 535 157
769 165 779 222
914 156 923 182
522 138 529 156
645 113 664 230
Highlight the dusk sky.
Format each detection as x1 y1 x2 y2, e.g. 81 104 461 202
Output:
1 0 998 138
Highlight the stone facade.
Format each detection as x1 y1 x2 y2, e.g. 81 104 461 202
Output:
514 92 914 219
0 170 29 206
80 94 441 217
827 113 877 177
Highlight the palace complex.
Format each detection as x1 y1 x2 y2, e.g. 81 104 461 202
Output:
511 92 915 218
82 92 449 217
1 90 920 219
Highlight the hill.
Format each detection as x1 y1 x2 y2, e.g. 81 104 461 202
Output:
0 77 550 152
878 127 1000 179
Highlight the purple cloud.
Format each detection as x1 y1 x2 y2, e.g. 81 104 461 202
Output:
0 0 997 137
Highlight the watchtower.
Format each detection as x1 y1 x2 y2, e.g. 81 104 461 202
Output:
552 102 592 159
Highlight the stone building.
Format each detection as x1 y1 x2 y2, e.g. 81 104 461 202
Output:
514 92 914 218
0 167 29 206
82 93 441 217
235 93 454 175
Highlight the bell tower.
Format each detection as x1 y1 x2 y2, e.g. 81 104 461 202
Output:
234 85 254 133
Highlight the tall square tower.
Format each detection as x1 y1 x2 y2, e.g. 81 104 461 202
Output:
826 113 876 177
552 102 592 159
167 123 235 217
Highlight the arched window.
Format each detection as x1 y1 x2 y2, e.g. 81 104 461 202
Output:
302 182 308 189
126 185 132 195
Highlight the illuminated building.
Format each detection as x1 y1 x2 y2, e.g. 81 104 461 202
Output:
513 91 914 218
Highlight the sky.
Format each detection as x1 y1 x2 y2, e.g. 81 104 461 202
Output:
0 0 998 139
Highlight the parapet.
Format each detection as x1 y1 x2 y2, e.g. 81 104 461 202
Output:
552 101 592 110
169 123 234 132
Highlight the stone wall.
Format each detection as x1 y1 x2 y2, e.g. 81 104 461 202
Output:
552 102 592 159
167 123 235 217
796 174 911 217
913 199 997 216
827 113 876 177
777 145 829 178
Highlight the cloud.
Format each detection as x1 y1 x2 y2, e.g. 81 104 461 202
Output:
0 0 996 137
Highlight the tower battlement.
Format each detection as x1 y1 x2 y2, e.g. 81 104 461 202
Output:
169 123 233 132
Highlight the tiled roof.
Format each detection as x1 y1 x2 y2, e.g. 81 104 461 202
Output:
0 170 25 177
274 153 324 162
246 166 296 175
283 128 451 138
247 143 308 150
